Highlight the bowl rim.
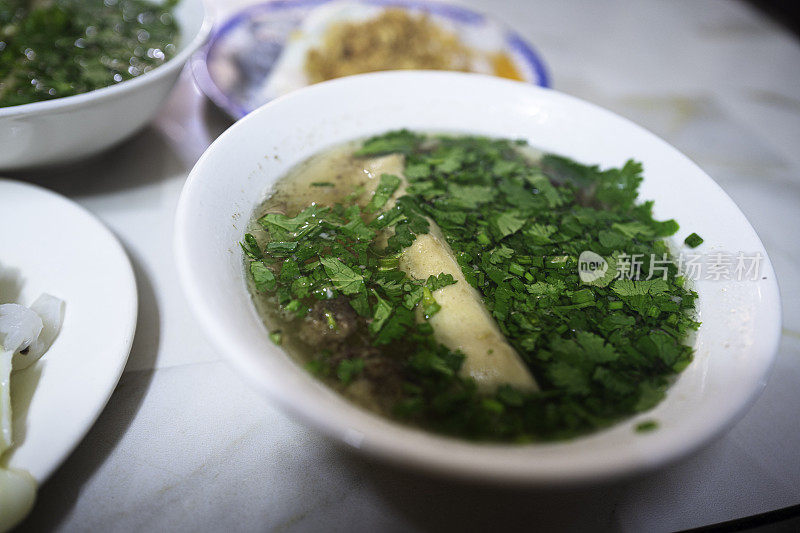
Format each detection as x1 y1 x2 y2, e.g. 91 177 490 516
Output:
175 71 782 484
0 0 213 118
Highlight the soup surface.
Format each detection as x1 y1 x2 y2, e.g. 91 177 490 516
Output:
243 131 699 441
0 0 180 107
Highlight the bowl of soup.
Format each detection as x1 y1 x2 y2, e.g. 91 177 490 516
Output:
0 0 211 170
174 71 781 483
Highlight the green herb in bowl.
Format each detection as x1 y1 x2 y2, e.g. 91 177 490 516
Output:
0 0 180 107
241 131 700 442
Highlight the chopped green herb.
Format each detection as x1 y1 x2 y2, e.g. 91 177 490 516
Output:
367 174 402 212
0 0 180 107
241 233 262 260
320 256 365 295
337 358 365 384
635 420 659 433
242 131 699 442
355 129 423 156
448 183 496 209
426 273 457 291
250 262 276 292
420 287 441 319
324 310 337 330
369 290 393 335
684 232 704 248
269 331 283 345
491 211 526 239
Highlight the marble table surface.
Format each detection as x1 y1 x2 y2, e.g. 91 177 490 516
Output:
11 0 800 531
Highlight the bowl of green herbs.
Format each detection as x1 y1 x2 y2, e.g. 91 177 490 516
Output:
0 0 210 170
175 71 781 484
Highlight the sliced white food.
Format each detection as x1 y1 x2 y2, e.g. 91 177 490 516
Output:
356 157 537 392
0 467 37 532
399 226 538 392
13 294 64 371
0 304 42 355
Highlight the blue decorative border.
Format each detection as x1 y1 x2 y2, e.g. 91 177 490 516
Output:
192 0 550 119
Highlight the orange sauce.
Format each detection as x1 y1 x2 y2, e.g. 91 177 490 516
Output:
491 52 525 81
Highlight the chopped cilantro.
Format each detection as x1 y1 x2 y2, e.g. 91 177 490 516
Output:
250 262 276 292
369 290 393 335
355 129 423 156
241 233 262 259
367 174 402 212
635 420 659 433
269 331 283 345
448 183 496 208
420 287 441 318
684 232 704 248
320 256 364 295
341 206 376 241
266 241 298 254
374 306 416 345
258 205 321 237
426 273 457 291
337 358 365 384
491 211 526 239
241 131 699 443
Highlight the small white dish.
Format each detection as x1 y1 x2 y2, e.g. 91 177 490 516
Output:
0 179 137 482
174 71 781 484
0 0 212 171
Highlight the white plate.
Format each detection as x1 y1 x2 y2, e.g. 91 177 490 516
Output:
0 179 137 482
175 72 782 484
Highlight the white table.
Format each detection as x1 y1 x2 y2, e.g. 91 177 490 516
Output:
14 1 800 531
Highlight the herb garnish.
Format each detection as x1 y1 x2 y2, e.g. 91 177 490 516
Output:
684 232 704 248
243 132 700 441
635 420 659 433
0 0 179 107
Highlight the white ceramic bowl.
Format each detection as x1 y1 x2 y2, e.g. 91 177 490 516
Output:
175 71 781 484
0 0 211 171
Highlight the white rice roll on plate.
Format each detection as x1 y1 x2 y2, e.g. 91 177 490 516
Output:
0 349 12 451
0 294 64 451
14 294 65 370
0 304 43 355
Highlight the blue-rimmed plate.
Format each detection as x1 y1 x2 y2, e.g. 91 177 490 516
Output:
192 0 549 119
